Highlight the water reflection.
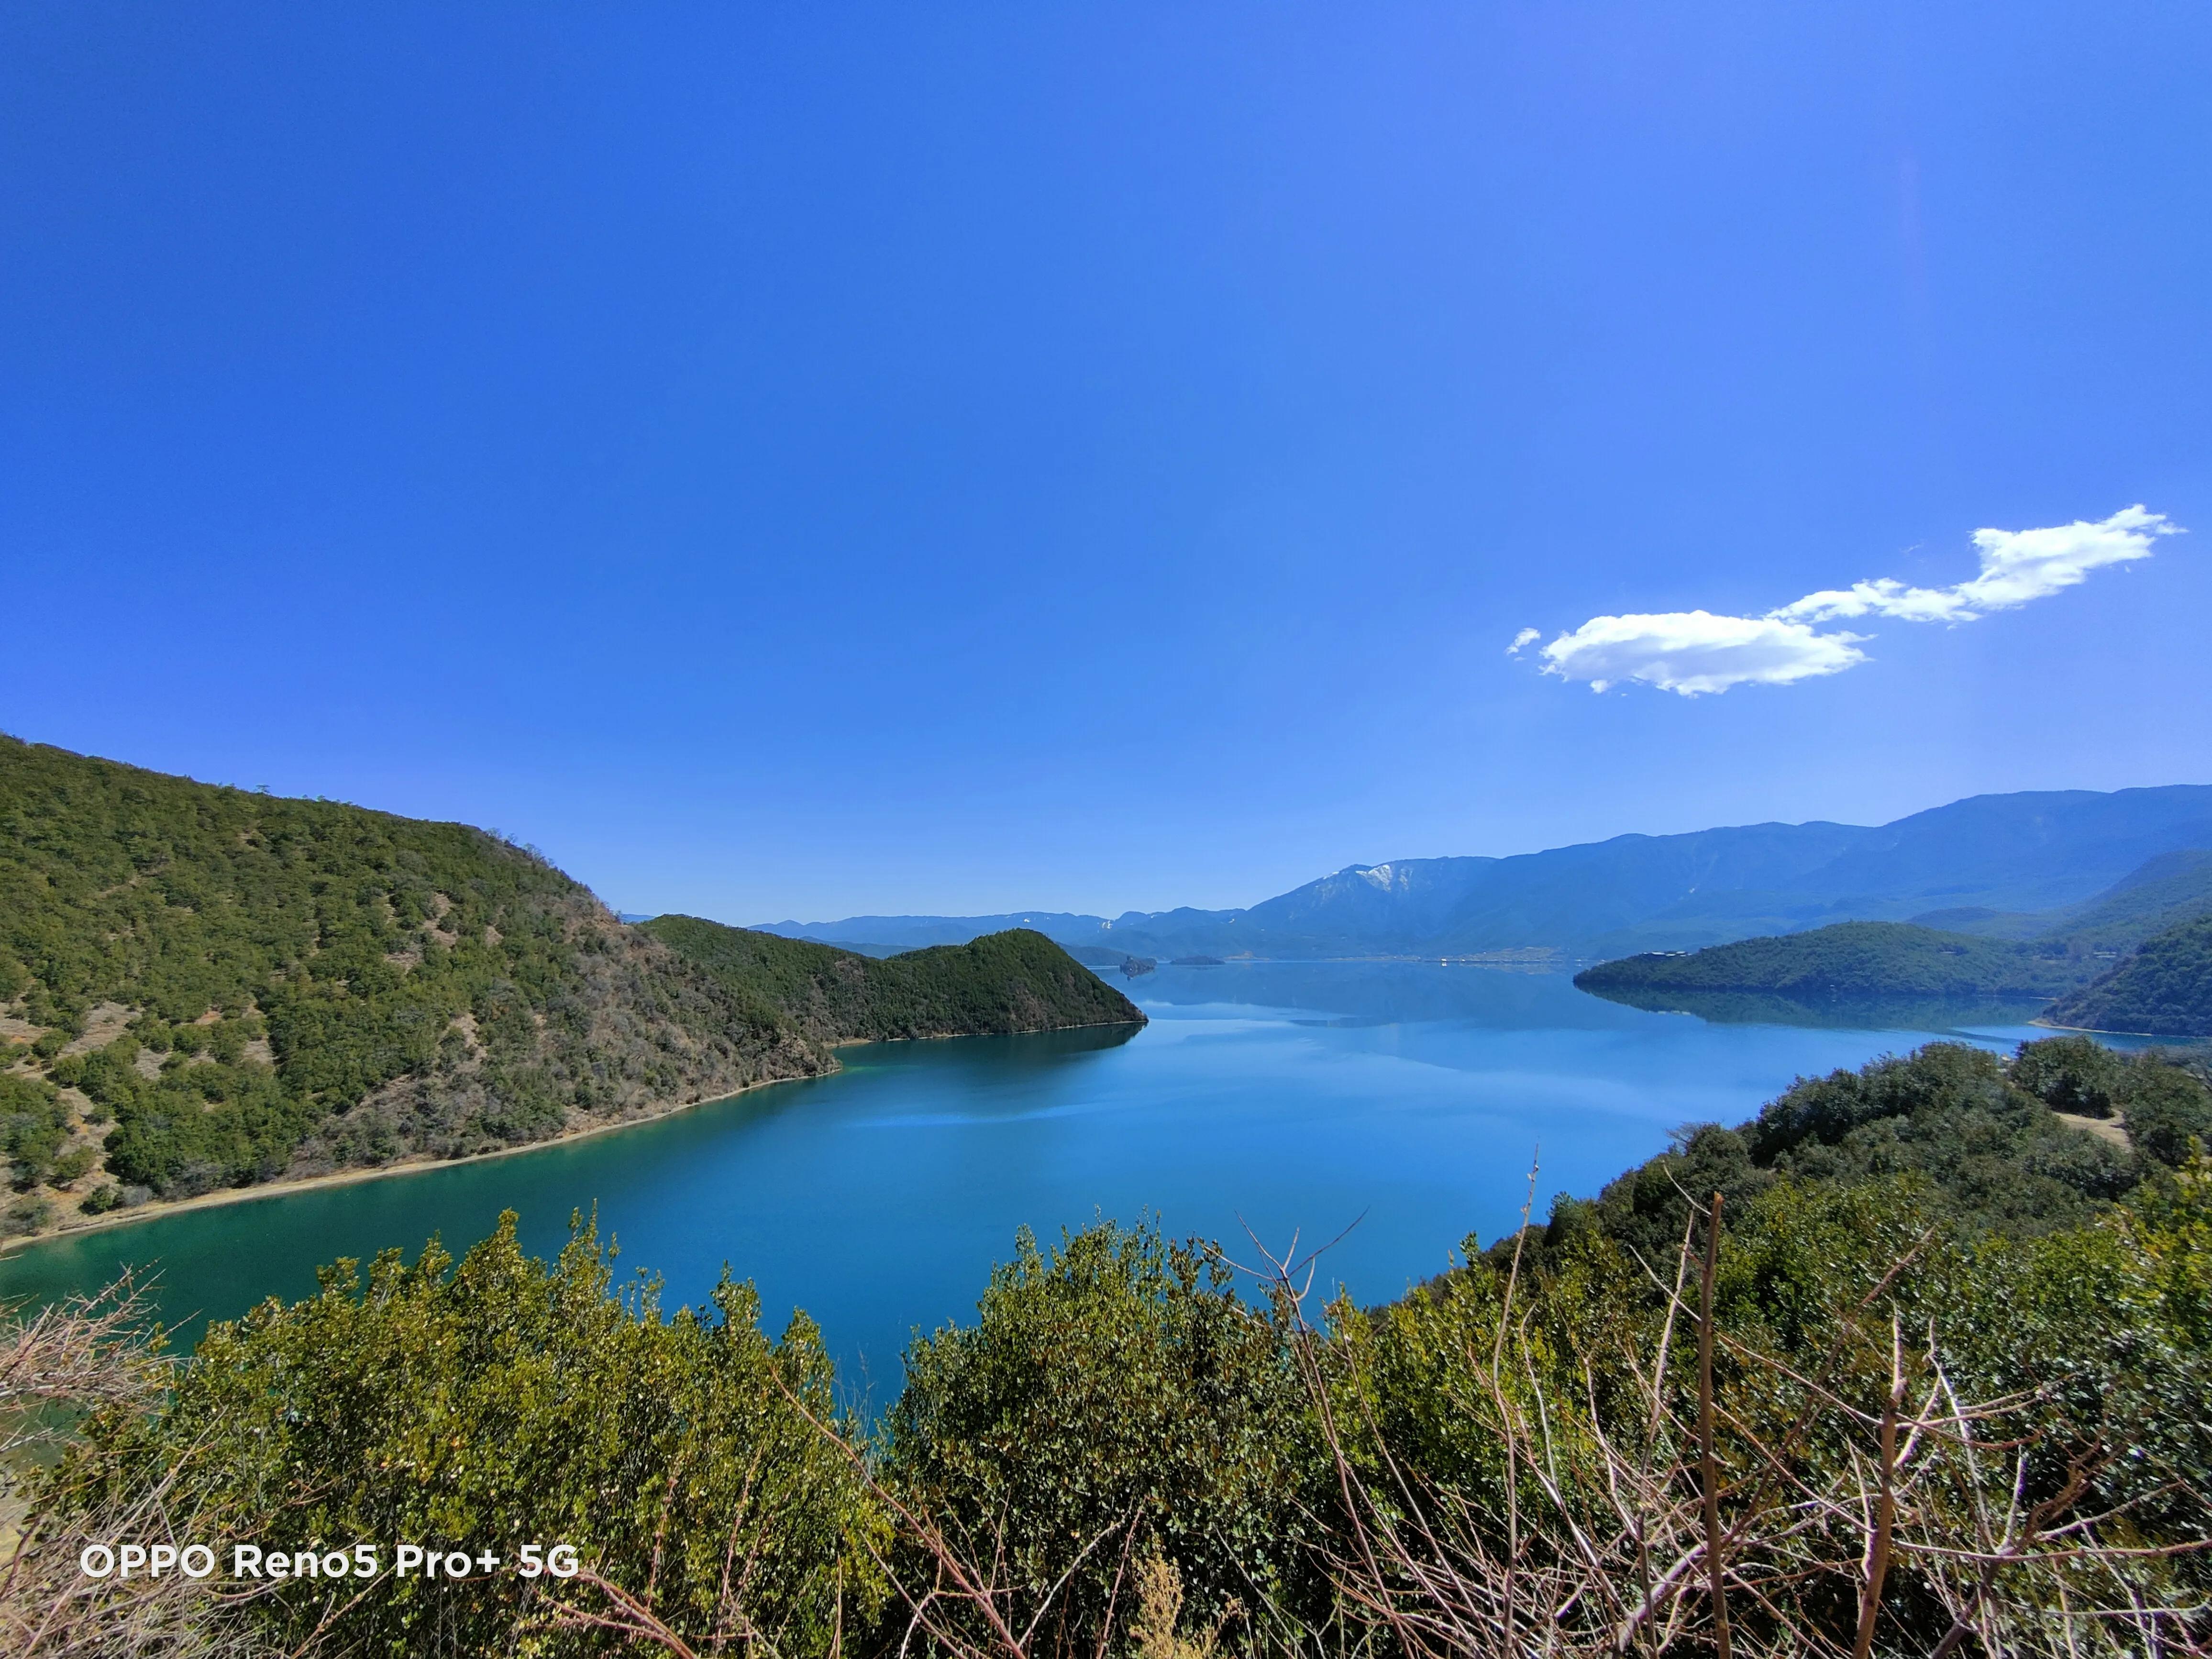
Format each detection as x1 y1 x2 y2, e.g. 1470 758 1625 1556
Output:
1577 983 2054 1033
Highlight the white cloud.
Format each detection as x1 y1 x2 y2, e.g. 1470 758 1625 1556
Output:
1506 627 1541 655
1539 611 1867 697
1768 577 1975 625
1774 505 2172 624
1526 506 2177 697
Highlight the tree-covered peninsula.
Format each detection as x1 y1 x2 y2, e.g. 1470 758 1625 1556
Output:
0 738 1140 1237
1572 918 2081 1000
639 915 1144 1042
1576 893 2212 1041
2047 913 2212 1037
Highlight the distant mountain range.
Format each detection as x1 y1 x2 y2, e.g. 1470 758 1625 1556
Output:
756 785 2212 962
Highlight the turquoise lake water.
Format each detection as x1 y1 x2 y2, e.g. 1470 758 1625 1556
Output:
0 962 2049 1388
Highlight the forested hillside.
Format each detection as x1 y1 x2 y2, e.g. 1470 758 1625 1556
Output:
0 740 1139 1237
1572 919 2081 1000
2045 848 2212 951
1527 1036 2209 1258
1577 890 2212 1037
2047 914 2212 1037
640 917 1142 1041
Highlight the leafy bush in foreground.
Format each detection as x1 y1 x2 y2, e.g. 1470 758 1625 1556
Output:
885 1221 1320 1648
40 1214 885 1658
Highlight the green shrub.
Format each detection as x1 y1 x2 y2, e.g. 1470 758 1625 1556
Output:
1 1072 70 1190
885 1220 1319 1645
2 1192 53 1236
2125 1061 2212 1167
2013 1033 2129 1116
1736 1042 2136 1236
44 1213 886 1657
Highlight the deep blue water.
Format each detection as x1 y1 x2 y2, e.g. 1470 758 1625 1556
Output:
0 962 2049 1389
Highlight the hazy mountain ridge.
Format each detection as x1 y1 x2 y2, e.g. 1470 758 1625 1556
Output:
761 785 2212 962
1911 849 2212 949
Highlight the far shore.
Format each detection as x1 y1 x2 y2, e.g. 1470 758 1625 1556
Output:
2030 1016 2207 1040
0 1018 1147 1258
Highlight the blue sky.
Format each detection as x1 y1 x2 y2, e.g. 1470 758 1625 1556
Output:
3 3 2207 921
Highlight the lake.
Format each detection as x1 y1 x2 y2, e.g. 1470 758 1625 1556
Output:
0 962 2051 1390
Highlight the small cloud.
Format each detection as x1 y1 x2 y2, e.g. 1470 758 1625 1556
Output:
1770 576 1975 625
1538 611 1867 697
1529 506 2178 696
1506 627 1541 656
1774 506 2172 625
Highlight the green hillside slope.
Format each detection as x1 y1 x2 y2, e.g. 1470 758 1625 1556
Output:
0 737 812 1229
1572 919 2080 1001
1903 848 2212 949
0 739 1138 1237
639 917 1144 1041
2039 848 2212 954
1531 1038 2208 1261
2044 914 2212 1037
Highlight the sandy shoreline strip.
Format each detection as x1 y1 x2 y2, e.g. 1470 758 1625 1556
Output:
0 1019 1146 1258
0 1069 818 1258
